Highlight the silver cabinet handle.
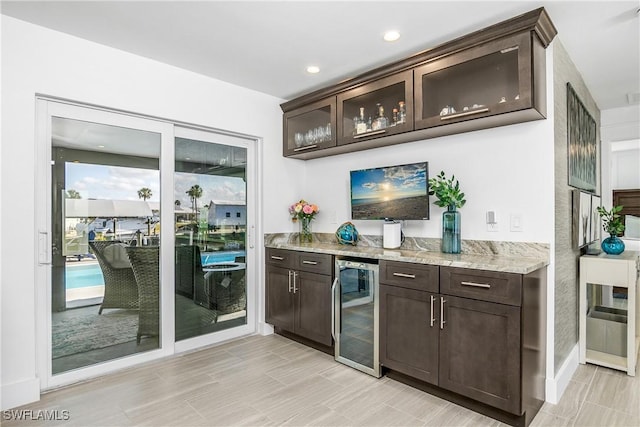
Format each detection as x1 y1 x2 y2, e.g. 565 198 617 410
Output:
461 281 491 289
393 272 416 279
353 129 386 139
293 144 318 152
271 255 284 260
440 107 489 120
430 295 436 327
331 278 338 340
293 271 298 294
288 270 293 293
440 297 446 330
302 260 318 265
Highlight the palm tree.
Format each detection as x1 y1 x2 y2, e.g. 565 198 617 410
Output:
186 185 203 224
66 189 82 199
137 187 152 201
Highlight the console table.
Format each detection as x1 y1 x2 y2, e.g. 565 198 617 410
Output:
579 251 640 376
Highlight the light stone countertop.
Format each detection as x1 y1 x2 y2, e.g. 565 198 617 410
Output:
265 233 550 275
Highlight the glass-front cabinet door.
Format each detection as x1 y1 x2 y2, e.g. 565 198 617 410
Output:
337 70 413 146
283 97 336 157
414 32 536 130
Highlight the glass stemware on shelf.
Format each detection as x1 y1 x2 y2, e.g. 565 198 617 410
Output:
294 123 331 148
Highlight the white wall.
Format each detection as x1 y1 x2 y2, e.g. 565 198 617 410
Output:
306 120 555 243
0 16 299 410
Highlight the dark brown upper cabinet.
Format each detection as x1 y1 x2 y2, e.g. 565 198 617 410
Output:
414 31 546 136
336 71 413 146
282 97 336 157
280 7 556 160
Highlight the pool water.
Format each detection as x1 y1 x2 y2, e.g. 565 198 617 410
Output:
66 250 246 289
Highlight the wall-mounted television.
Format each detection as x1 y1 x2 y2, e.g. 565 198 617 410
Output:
350 161 429 220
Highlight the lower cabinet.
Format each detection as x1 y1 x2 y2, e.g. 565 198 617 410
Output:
380 261 546 424
379 284 439 385
439 295 521 414
265 248 333 346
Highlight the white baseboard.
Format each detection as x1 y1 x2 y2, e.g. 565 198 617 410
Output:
545 343 579 404
1 377 40 410
258 322 274 336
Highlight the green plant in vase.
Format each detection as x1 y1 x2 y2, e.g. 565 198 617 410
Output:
596 205 625 255
428 171 466 254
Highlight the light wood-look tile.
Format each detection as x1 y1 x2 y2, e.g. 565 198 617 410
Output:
4 336 640 427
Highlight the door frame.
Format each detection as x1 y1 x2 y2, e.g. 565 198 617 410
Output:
35 97 262 390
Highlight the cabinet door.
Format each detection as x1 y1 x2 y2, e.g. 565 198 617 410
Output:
414 32 537 131
439 295 521 415
294 270 332 346
265 265 295 332
283 97 336 157
379 284 439 385
336 70 413 146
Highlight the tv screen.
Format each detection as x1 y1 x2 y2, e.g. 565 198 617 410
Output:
350 162 429 220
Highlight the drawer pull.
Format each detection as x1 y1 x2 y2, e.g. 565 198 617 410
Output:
302 260 318 265
461 281 491 289
270 256 284 261
393 272 416 279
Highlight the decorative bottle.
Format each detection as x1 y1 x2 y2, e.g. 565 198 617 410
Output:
356 107 368 134
398 101 406 124
372 104 388 130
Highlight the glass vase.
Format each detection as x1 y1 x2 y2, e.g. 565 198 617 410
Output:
601 234 625 255
299 217 313 243
442 205 461 254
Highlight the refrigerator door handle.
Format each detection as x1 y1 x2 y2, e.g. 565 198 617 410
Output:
331 277 339 340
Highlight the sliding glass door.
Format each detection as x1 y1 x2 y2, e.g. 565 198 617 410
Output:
174 127 255 345
36 100 258 389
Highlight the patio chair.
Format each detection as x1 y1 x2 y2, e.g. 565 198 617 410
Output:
175 245 205 299
89 241 139 314
125 246 160 343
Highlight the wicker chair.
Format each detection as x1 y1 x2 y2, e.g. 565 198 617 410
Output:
125 246 160 343
205 264 246 322
89 241 139 314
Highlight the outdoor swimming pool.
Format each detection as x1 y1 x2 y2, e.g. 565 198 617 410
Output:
66 250 246 289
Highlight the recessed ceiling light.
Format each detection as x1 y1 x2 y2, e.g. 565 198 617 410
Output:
185 157 191 160
97 145 105 148
384 31 400 42
306 66 320 74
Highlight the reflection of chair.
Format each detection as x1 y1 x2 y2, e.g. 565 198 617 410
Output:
125 246 160 343
89 241 139 314
197 263 246 321
175 245 205 299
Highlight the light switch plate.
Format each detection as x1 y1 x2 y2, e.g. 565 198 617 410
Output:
510 214 523 232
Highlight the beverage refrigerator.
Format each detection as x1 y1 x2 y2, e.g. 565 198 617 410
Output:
332 258 381 377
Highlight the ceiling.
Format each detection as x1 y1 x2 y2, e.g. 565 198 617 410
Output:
2 1 639 111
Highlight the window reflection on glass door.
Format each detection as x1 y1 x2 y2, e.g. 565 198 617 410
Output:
51 117 161 373
174 136 248 341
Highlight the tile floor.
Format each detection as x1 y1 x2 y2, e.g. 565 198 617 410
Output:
4 334 639 426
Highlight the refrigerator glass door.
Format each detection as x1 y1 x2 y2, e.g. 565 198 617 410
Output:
334 259 380 377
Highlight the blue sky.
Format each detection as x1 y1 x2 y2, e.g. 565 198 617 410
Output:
66 163 246 206
350 163 427 204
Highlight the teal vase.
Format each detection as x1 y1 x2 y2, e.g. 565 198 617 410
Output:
601 234 624 255
442 205 461 254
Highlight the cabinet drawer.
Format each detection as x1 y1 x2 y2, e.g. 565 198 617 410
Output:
296 252 333 275
440 267 522 306
266 248 296 268
380 261 439 292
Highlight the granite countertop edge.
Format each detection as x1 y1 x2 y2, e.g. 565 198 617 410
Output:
265 241 549 275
